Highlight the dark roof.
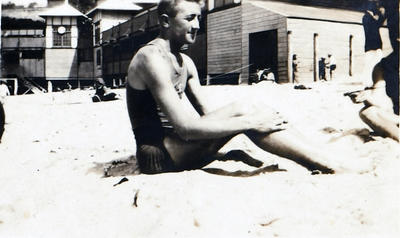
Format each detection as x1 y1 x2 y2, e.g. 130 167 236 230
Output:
1 8 46 22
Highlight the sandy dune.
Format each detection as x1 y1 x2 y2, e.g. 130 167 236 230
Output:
0 81 399 237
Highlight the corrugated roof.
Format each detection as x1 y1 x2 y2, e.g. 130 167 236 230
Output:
1 8 46 22
247 0 364 24
86 0 143 15
39 2 86 17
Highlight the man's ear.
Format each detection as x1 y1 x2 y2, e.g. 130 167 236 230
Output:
160 14 170 28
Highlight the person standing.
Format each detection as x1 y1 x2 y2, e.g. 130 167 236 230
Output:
0 80 10 143
292 54 299 83
362 0 385 87
326 54 336 81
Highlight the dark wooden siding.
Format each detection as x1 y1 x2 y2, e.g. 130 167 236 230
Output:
242 3 288 83
207 6 242 83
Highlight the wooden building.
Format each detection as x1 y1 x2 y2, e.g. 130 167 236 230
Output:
1 7 46 93
207 0 392 84
39 1 93 89
86 0 143 79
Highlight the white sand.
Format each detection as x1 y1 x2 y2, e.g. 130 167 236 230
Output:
0 82 399 238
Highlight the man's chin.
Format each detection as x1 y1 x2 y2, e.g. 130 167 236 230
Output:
186 35 197 44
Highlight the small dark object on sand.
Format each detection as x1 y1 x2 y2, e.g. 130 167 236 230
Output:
294 85 312 90
132 189 139 207
113 177 129 187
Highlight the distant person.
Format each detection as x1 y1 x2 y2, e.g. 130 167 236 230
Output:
318 57 327 81
362 0 385 87
292 54 299 83
326 54 336 80
256 68 275 83
126 0 350 174
92 78 119 102
0 80 10 143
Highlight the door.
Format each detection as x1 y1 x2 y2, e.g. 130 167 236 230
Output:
249 30 278 82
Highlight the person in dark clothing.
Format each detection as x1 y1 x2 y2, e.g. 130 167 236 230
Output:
126 0 352 174
362 0 385 87
92 78 119 102
319 57 327 81
0 102 5 143
292 54 299 83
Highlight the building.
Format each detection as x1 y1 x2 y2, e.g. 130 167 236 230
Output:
86 0 144 79
207 0 393 84
1 0 396 91
39 1 92 90
0 7 46 93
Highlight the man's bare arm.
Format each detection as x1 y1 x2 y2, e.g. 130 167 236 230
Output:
128 49 285 141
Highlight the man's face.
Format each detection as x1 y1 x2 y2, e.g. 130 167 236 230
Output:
168 1 201 45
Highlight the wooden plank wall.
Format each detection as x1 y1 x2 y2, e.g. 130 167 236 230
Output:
207 6 242 79
45 49 78 78
287 18 392 82
20 59 45 77
241 3 288 83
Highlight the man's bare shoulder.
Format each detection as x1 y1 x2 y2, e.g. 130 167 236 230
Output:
181 53 197 71
130 45 164 67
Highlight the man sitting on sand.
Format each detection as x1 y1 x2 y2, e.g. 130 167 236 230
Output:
126 0 344 174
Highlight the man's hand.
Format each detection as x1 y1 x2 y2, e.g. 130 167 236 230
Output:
354 88 393 111
249 105 288 133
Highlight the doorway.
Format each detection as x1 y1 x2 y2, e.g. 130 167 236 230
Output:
249 29 278 82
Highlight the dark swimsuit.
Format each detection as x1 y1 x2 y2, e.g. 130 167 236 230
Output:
127 40 188 174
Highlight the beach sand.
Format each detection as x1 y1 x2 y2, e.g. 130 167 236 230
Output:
0 81 399 237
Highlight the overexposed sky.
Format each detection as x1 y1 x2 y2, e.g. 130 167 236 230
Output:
1 0 47 7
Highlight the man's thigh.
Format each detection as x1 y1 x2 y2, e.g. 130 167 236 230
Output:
163 131 234 170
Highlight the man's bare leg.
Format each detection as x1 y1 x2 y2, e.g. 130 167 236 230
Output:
163 132 234 170
164 128 338 173
360 106 399 141
245 128 336 173
163 100 342 173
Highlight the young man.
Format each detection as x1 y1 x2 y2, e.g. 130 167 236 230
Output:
127 0 342 174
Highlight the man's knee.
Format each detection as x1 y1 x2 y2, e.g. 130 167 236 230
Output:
359 106 378 123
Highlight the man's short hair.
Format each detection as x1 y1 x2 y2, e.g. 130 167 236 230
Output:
157 0 204 17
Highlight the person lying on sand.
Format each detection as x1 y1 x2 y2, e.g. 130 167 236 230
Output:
126 0 346 174
92 78 120 102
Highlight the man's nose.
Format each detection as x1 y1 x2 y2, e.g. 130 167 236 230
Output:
192 18 200 30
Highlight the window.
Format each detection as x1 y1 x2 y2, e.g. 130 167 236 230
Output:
2 51 19 64
94 22 100 45
96 49 102 66
53 26 71 47
21 50 44 59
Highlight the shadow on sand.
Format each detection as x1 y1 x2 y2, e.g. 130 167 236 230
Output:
89 150 286 178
